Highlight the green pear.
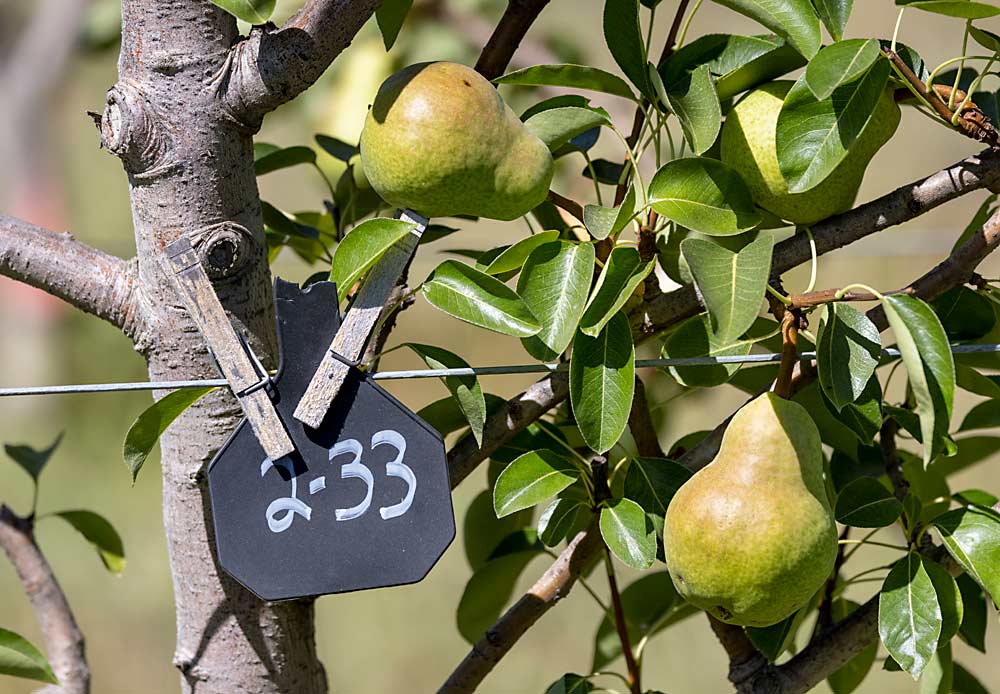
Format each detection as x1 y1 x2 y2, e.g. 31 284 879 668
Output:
663 393 837 627
720 80 900 225
360 62 554 221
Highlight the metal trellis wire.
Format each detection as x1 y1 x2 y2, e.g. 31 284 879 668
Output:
1 343 999 398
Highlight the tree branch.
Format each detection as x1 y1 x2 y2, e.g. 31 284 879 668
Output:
0 214 139 336
0 506 89 694
474 0 552 80
437 526 603 693
228 0 381 119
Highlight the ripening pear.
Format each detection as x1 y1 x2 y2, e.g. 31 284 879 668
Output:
720 80 900 225
360 62 554 220
663 393 837 627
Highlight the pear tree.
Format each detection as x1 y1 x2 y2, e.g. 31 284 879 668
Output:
3 1 1000 694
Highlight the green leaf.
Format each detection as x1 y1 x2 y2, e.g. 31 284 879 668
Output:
816 302 882 411
831 378 883 445
603 0 653 98
579 247 654 337
623 457 692 522
545 673 595 694
960 400 1000 431
493 450 580 517
952 193 997 252
805 39 880 100
53 510 125 574
570 312 636 453
483 230 561 275
518 241 595 360
776 58 891 193
681 234 773 343
934 505 1000 600
956 573 987 651
209 0 274 24
708 0 823 58
4 433 62 481
919 642 954 694
495 64 637 100
404 344 485 445
834 477 903 527
648 157 762 236
314 134 358 162
882 294 956 465
828 599 877 694
662 314 754 387
538 497 591 547
895 1 1000 19
930 286 996 341
600 498 656 569
955 365 1000 399
253 145 316 176
330 218 415 302
463 490 532 570
422 260 541 337
123 386 216 483
592 572 681 669
924 559 964 643
664 65 722 155
524 106 611 151
584 186 636 241
456 549 541 643
0 628 57 685
813 0 855 41
970 24 1000 51
375 0 412 50
261 201 319 240
953 663 990 694
878 553 942 680
745 608 807 661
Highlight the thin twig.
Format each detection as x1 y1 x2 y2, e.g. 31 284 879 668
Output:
474 0 553 80
605 550 641 694
546 189 585 223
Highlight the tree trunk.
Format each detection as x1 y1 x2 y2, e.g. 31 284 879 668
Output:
104 1 326 691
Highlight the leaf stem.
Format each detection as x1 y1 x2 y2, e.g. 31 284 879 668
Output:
891 7 905 52
951 21 972 110
838 538 909 551
604 548 641 694
835 283 884 300
674 0 704 50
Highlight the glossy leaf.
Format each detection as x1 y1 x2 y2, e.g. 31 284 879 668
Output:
895 1 1000 19
123 386 216 483
545 673 595 694
405 344 485 445
681 234 773 343
456 549 540 642
314 134 358 161
776 59 891 193
648 158 761 236
584 186 636 241
375 0 412 49
970 24 1000 51
930 286 996 341
708 0 823 58
623 457 692 522
260 202 319 240
834 477 903 528
592 572 681 669
494 450 580 517
919 642 953 694
882 294 955 465
603 0 652 98
934 506 1000 600
524 106 611 151
600 498 656 569
0 628 57 685
664 65 722 155
827 599 877 694
209 0 274 23
422 260 541 337
53 510 125 574
579 247 654 337
496 64 637 100
463 490 532 570
662 314 754 387
331 218 416 302
878 553 942 680
956 573 987 652
813 0 855 40
4 433 62 481
518 241 595 360
816 302 881 411
805 39 880 100
924 559 964 643
483 230 561 275
570 312 636 453
253 145 316 175
538 497 591 547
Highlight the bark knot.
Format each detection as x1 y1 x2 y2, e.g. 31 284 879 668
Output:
99 82 179 180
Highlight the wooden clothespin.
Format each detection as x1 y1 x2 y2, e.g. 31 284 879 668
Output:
293 209 428 429
164 237 295 461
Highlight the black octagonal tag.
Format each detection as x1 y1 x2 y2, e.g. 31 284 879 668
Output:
207 279 455 601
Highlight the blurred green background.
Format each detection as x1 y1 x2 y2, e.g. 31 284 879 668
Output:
2 1 1000 692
